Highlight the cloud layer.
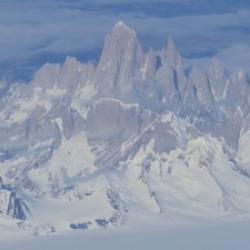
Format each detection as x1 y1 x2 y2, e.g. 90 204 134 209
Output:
0 0 249 81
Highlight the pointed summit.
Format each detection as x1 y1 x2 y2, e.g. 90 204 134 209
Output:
94 21 144 96
115 20 127 27
160 36 187 100
167 36 177 53
165 37 182 68
113 21 134 33
110 20 136 42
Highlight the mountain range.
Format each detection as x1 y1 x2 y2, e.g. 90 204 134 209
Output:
0 21 250 236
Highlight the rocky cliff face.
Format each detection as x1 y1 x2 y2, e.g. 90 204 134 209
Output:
0 21 250 234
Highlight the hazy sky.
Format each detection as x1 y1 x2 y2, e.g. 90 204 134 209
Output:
0 0 250 81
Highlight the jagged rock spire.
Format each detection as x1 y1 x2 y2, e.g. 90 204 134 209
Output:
112 20 136 36
165 36 183 68
94 21 145 97
183 65 213 113
208 57 226 101
157 36 187 104
225 69 250 114
141 48 158 80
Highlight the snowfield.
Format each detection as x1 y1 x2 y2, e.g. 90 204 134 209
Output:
2 219 250 250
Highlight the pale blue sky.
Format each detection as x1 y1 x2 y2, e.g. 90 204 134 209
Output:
0 0 249 81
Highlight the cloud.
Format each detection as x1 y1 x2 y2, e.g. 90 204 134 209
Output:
216 44 250 73
184 43 250 74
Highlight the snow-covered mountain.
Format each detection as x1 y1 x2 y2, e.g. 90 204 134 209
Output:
0 21 250 236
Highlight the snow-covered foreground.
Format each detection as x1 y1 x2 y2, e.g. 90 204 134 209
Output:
2 219 250 250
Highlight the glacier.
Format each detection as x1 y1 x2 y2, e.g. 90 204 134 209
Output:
0 21 250 238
